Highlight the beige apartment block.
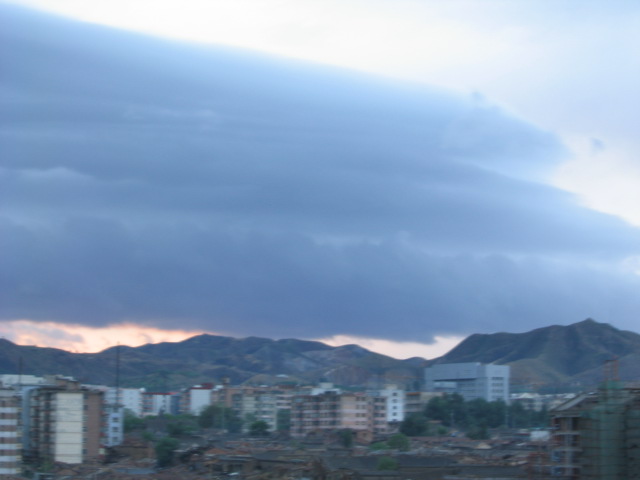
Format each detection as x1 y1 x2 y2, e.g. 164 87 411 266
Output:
27 377 103 465
291 391 388 438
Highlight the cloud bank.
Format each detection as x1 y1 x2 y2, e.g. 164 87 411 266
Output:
2 4 640 343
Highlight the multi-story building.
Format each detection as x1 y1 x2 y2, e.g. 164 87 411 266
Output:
0 388 22 476
290 391 388 438
103 404 124 447
424 362 510 403
25 377 103 464
404 391 442 416
369 385 405 423
211 385 295 433
0 375 47 387
510 392 576 412
84 386 128 447
104 387 145 417
142 392 178 416
180 384 214 415
549 382 640 479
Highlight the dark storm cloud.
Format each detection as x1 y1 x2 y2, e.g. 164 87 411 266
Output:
2 4 640 341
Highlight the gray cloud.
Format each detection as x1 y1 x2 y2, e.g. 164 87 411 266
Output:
2 4 640 342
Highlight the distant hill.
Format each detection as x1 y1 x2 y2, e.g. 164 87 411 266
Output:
1 319 638 391
432 319 640 389
0 335 424 391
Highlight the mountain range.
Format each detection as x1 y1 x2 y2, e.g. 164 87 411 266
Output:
0 319 637 391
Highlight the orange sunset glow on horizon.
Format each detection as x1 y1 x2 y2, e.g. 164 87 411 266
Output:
0 320 461 360
0 320 206 353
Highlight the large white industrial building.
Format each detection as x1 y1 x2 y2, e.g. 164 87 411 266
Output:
424 362 510 403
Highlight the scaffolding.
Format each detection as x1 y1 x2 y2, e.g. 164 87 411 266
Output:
580 381 627 479
548 381 640 480
626 395 640 478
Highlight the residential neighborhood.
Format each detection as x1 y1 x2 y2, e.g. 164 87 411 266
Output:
0 363 585 479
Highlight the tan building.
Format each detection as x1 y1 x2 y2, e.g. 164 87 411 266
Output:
211 385 295 433
26 377 103 464
404 391 442 416
291 391 388 438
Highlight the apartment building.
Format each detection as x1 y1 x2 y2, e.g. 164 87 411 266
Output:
180 384 215 415
404 391 442 417
104 387 145 417
368 385 405 423
142 392 179 416
210 385 296 432
290 391 388 438
103 404 124 447
24 377 103 464
0 389 21 476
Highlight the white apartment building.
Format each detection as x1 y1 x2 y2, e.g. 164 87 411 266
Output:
425 362 510 403
143 392 177 416
0 389 21 476
369 385 405 423
103 404 124 447
182 384 214 415
104 387 145 417
0 374 47 387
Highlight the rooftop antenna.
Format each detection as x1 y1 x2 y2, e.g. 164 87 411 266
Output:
115 342 121 406
604 356 620 383
603 356 621 397
18 356 23 386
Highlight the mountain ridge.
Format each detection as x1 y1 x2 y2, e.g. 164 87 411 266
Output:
433 319 640 387
1 319 638 391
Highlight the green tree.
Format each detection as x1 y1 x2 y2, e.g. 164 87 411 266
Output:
369 441 387 451
166 414 197 437
422 395 545 436
249 420 270 437
399 413 429 436
155 436 179 467
387 433 410 451
123 409 145 433
199 405 243 433
425 393 467 427
376 456 398 471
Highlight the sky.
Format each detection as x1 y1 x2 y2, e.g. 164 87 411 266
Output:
1 0 640 359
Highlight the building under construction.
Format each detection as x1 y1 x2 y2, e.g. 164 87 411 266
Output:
549 380 640 479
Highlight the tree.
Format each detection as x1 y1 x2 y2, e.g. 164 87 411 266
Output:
155 436 179 467
387 433 410 451
199 405 243 433
425 393 467 427
376 456 398 471
249 420 270 437
369 441 387 451
123 409 144 433
399 413 429 436
166 414 197 437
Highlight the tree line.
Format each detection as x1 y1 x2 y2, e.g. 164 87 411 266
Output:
399 393 548 439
